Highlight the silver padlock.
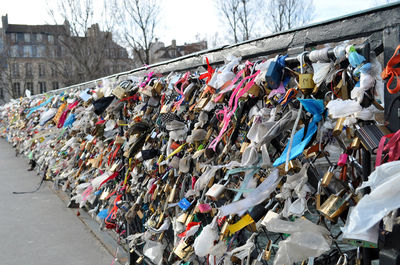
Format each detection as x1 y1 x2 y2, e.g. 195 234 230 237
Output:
205 179 230 201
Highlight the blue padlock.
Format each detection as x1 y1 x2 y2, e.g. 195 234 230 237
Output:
178 198 191 211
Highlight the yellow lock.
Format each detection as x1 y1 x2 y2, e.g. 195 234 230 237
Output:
299 73 315 95
298 53 315 95
173 240 194 261
318 190 351 222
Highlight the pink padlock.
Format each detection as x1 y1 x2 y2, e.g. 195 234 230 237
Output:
337 153 348 167
198 203 212 213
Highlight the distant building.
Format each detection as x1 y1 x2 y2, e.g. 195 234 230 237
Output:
145 39 207 65
0 14 132 104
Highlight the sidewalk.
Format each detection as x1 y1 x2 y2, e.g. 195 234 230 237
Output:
0 139 115 265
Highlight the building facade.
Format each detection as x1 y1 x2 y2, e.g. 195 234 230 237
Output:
0 15 132 104
149 39 207 64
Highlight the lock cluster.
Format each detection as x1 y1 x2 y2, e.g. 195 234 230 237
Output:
1 42 400 265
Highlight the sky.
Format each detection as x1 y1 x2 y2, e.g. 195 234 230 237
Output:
0 0 397 47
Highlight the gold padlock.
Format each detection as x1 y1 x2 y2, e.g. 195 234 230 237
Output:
111 85 126 99
136 256 144 264
263 240 272 260
321 166 335 187
351 137 361 150
153 81 163 95
333 117 346 137
173 240 194 261
299 73 315 95
168 175 181 203
318 190 352 222
277 160 301 175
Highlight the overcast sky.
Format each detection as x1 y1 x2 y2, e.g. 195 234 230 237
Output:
0 0 397 46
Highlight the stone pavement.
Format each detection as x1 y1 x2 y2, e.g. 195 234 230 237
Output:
0 139 115 265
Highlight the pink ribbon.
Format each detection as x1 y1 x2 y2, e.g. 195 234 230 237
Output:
82 185 93 202
174 71 190 110
140 72 154 88
213 69 245 103
209 70 260 151
376 129 400 167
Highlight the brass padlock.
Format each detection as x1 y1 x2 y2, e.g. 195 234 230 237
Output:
153 81 163 95
277 160 301 175
318 189 352 222
173 239 194 261
112 85 126 99
219 216 233 240
298 53 315 95
350 137 361 150
263 240 272 260
168 175 181 203
135 256 144 264
316 181 322 210
333 117 346 137
299 73 315 95
321 166 336 187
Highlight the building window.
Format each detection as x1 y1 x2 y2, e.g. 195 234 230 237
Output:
56 46 62 57
23 46 33 57
52 82 59 90
38 46 46 57
10 33 16 42
31 33 37 43
11 63 19 77
26 82 33 93
39 63 46 77
13 82 21 97
17 33 24 42
48 35 54 44
49 46 55 58
51 67 58 77
18 46 23 57
24 33 31 43
37 33 43 42
10 45 18 57
25 63 33 77
39 82 46 93
32 46 37 57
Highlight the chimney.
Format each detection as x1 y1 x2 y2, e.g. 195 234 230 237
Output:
1 14 8 31
171 39 176 48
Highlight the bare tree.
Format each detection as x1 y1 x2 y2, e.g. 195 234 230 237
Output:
266 0 315 33
239 0 252 41
0 45 30 99
217 0 241 43
47 0 118 84
113 0 160 66
217 0 259 43
208 32 222 48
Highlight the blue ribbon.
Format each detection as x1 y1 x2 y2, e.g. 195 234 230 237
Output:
273 99 325 167
26 96 54 118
